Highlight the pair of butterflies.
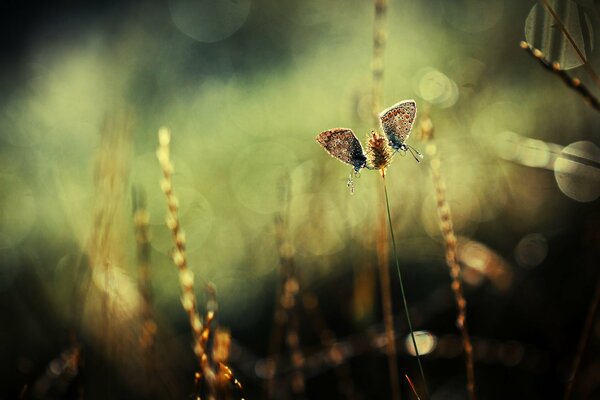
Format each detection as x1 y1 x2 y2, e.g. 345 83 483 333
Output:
316 100 421 172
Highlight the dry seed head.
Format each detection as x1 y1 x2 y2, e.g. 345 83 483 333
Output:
160 178 172 193
167 196 179 211
166 213 178 230
201 329 210 343
173 249 185 268
181 292 195 312
191 314 202 334
156 148 169 166
206 310 215 322
180 269 194 288
194 343 204 357
158 127 171 146
212 330 231 363
175 230 186 246
367 131 393 171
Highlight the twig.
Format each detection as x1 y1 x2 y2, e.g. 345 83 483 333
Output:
538 0 600 88
421 116 476 400
520 41 600 112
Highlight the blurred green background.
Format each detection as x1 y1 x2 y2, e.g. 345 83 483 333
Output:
1 0 599 399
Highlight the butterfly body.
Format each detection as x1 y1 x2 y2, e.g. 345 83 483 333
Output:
316 100 418 173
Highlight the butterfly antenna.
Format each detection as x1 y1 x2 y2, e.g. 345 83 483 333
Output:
407 144 424 162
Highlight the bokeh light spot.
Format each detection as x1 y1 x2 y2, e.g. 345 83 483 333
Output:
518 138 551 168
515 233 548 269
405 331 437 356
169 0 251 43
414 68 459 108
554 141 600 202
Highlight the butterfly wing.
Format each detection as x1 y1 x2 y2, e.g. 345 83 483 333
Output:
316 128 367 171
379 100 417 151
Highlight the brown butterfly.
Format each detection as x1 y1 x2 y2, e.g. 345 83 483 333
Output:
316 100 421 173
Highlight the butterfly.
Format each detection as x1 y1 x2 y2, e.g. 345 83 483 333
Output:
316 100 421 174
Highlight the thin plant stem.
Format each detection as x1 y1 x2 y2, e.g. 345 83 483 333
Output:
371 0 402 397
563 276 600 400
132 188 158 387
377 193 402 400
405 374 421 400
538 0 600 88
382 176 430 400
520 41 600 112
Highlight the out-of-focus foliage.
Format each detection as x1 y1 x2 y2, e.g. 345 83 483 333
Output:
1 0 599 398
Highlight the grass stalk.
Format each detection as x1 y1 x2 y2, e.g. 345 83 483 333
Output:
382 175 430 400
266 177 306 398
132 188 158 385
156 127 206 371
377 189 402 400
371 0 388 124
371 1 402 398
421 116 476 400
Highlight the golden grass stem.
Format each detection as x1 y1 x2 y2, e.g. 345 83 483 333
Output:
382 175 430 400
538 0 600 88
520 41 600 112
266 178 306 398
421 117 476 400
371 1 402 397
132 188 158 383
156 127 206 370
372 0 388 125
